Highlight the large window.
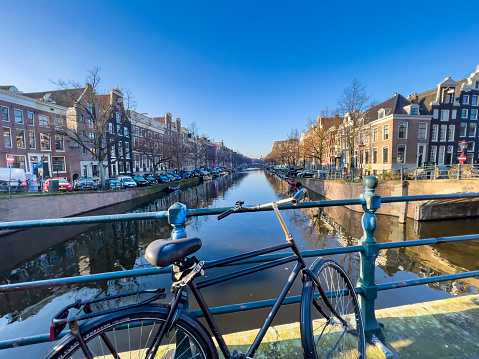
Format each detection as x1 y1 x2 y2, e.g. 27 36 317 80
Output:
382 146 389 164
438 146 445 165
1 106 9 122
433 109 438 119
429 146 437 163
3 127 12 147
10 155 26 170
27 111 34 126
431 125 438 141
398 122 408 139
51 156 66 172
29 131 36 149
467 141 475 152
469 123 477 137
463 95 470 105
471 109 478 120
125 142 130 158
39 115 49 127
16 129 25 148
14 109 23 124
383 125 389 141
472 95 478 106
373 128 378 142
448 125 455 141
55 135 64 151
452 109 457 119
461 109 468 119
40 133 51 150
418 123 427 140
440 110 449 121
460 123 467 137
397 144 406 163
440 125 447 141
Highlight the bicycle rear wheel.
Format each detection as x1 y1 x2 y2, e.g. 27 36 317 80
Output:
300 258 365 359
44 308 218 359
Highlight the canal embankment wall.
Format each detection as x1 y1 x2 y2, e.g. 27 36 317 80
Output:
298 178 479 221
0 177 200 224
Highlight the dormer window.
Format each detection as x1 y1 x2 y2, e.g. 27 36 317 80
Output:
441 87 455 104
378 109 385 119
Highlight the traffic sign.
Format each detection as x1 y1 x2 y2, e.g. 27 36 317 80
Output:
458 155 467 163
6 155 14 164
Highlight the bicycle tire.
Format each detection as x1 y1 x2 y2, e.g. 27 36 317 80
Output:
300 258 366 359
43 306 218 359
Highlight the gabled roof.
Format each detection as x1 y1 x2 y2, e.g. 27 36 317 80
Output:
23 88 86 107
364 93 421 123
0 85 21 92
411 77 468 112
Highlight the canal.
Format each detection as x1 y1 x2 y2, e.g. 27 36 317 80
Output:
0 169 478 358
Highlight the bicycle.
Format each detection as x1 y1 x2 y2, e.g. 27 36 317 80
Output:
43 188 366 359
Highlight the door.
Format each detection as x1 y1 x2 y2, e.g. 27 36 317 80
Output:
417 144 426 167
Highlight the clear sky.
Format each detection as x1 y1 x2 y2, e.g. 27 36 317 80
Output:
1 0 479 158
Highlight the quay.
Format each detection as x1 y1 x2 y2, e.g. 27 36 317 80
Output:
222 294 479 358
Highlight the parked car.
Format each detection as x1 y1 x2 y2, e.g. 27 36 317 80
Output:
297 170 315 178
105 178 122 190
156 175 170 183
144 176 158 185
133 176 149 187
118 176 137 189
73 177 96 191
165 174 176 182
180 172 189 179
170 173 181 180
44 178 73 192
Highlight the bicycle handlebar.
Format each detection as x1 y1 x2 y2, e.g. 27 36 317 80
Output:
216 188 307 220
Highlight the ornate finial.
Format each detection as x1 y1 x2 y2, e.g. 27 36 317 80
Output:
362 176 378 191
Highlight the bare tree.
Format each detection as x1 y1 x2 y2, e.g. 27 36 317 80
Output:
302 108 336 169
286 128 301 166
50 68 134 187
337 79 371 172
187 122 201 170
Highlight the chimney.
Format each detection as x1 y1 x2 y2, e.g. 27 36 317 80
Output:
335 114 339 119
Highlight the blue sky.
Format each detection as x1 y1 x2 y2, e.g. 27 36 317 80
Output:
2 0 479 158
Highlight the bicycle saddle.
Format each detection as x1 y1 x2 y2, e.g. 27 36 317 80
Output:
145 237 202 268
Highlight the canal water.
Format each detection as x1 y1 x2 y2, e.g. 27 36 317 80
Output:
0 169 478 358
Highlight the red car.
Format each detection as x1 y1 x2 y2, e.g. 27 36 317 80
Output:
44 178 73 192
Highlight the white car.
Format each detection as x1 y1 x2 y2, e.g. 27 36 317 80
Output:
117 176 137 189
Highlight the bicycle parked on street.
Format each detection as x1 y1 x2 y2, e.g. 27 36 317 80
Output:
43 188 365 359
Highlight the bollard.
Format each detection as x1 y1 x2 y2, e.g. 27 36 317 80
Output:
358 176 382 335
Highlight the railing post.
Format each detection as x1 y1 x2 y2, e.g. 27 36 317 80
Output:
168 202 188 240
457 163 461 180
358 176 382 335
400 167 403 181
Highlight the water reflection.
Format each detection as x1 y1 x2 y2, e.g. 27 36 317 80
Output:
1 170 479 357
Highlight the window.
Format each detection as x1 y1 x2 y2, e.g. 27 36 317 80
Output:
463 95 470 105
410 107 419 115
119 141 124 157
433 109 438 119
461 109 468 119
9 155 26 170
448 125 455 141
125 142 130 158
397 144 406 163
125 161 131 172
27 111 34 126
51 156 66 172
383 124 389 140
16 129 25 148
429 146 437 163
39 115 49 127
460 123 467 137
382 146 389 164
55 135 64 151
40 133 51 150
398 122 408 139
89 132 95 141
116 113 122 123
438 146 445 165
373 128 378 142
1 106 9 122
29 131 36 149
109 123 114 134
124 127 129 137
440 110 449 121
418 122 427 140
431 125 438 141
452 109 457 119
14 109 23 124
440 125 447 141
467 153 474 164
467 141 475 152
134 126 140 136
473 95 479 106
471 109 478 120
54 118 63 128
469 123 477 137
87 103 93 113
89 118 94 128
372 148 378 164
3 127 12 147
80 114 85 122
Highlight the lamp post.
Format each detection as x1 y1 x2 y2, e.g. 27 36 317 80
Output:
358 142 365 179
6 155 14 194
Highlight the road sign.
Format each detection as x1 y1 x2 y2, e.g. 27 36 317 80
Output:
6 155 14 164
458 155 467 163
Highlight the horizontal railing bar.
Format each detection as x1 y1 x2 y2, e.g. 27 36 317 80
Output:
379 234 479 250
0 246 364 293
377 270 479 291
2 193 479 231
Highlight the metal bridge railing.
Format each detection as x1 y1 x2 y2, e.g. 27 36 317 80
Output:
1 176 479 350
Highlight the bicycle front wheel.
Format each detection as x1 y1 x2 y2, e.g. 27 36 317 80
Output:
44 308 218 359
300 258 366 359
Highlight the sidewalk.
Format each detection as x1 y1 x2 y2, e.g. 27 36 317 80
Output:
220 294 479 358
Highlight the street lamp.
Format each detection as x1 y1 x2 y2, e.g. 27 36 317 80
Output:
457 140 467 180
358 142 365 179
